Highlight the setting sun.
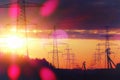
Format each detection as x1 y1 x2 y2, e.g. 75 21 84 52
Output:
5 35 25 49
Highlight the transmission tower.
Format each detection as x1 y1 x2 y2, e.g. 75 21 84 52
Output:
16 0 29 58
96 43 102 62
104 26 116 69
92 43 103 67
17 0 46 58
71 53 75 68
47 25 60 68
0 0 45 57
94 26 118 69
63 45 74 69
47 26 68 68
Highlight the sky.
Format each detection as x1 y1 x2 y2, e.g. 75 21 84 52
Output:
0 0 120 39
0 0 120 69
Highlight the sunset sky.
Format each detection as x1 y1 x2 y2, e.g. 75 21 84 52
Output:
0 0 120 69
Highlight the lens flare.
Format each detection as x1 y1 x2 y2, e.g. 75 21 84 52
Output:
7 64 21 80
39 68 56 80
52 29 68 39
40 0 59 16
5 35 25 49
9 4 20 18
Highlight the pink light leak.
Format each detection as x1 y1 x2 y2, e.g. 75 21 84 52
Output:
39 68 56 80
9 4 20 18
7 64 21 80
40 0 59 17
52 29 68 39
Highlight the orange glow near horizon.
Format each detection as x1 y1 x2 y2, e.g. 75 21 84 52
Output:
5 35 25 49
0 31 120 69
0 32 26 55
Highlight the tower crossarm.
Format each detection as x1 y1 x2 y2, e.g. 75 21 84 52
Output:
0 0 46 8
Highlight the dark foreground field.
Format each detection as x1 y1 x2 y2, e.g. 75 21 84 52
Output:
0 54 120 80
55 68 120 80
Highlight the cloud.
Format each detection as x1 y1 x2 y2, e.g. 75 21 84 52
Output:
0 0 120 30
52 0 120 30
66 29 120 40
0 0 120 40
26 29 120 40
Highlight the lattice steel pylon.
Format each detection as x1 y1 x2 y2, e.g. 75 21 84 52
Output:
17 0 32 58
52 25 59 68
0 0 46 56
92 43 103 67
62 45 74 69
93 26 119 69
17 0 29 57
47 26 67 68
96 26 117 69
104 26 116 69
16 0 45 58
71 53 75 68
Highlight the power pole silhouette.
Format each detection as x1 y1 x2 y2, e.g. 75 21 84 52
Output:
63 45 74 69
104 26 116 69
94 26 118 69
71 53 75 68
0 0 45 57
52 25 59 68
17 0 29 58
47 26 68 68
93 26 120 69
16 0 45 58
48 25 61 68
96 43 102 62
93 43 103 67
